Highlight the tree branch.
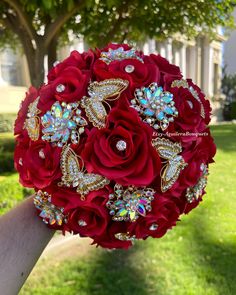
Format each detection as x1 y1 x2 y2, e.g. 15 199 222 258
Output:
44 0 86 48
2 0 38 42
3 11 35 55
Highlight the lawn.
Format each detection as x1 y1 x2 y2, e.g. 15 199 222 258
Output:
0 125 235 295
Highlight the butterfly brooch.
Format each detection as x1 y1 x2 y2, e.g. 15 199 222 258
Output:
81 79 129 128
58 145 110 200
152 138 188 192
24 96 41 141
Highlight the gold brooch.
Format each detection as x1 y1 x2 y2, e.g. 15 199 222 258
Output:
34 190 66 226
24 96 41 141
81 79 129 128
58 145 110 200
186 164 208 203
152 138 188 192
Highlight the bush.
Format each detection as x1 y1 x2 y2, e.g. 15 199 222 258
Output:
0 133 15 173
222 67 236 120
0 113 16 133
0 151 15 173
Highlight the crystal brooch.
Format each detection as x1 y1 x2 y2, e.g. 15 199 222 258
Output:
41 101 87 147
106 184 155 222
131 83 178 130
100 47 143 64
34 190 66 226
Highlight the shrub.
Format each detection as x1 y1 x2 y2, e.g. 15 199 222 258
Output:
0 113 16 133
0 133 15 173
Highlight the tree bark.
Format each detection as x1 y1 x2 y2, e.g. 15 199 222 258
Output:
47 35 58 73
24 46 45 88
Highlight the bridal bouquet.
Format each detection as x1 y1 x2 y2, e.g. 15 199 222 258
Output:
14 43 216 249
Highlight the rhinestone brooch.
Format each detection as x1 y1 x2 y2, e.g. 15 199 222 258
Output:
24 96 41 141
34 190 66 226
100 47 144 64
106 184 155 222
58 145 110 200
131 83 178 130
115 232 136 241
41 101 87 147
81 79 128 129
152 138 188 192
186 164 208 203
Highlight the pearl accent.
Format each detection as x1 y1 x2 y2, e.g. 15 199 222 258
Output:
78 219 87 227
187 100 193 109
149 223 158 231
39 149 45 159
125 65 135 73
116 140 127 151
56 84 66 93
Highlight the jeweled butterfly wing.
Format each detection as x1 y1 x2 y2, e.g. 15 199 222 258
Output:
81 79 129 128
59 145 110 200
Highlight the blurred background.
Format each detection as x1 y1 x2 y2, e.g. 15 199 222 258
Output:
0 1 236 294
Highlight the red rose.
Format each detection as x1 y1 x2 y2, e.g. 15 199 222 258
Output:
148 54 182 86
93 58 160 95
48 49 97 81
39 66 90 108
81 101 161 186
92 222 132 249
149 54 182 76
14 137 61 189
14 87 39 136
65 189 110 237
164 86 207 144
173 130 216 191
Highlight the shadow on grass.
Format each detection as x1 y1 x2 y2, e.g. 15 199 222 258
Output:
190 210 236 294
211 124 236 152
85 245 157 295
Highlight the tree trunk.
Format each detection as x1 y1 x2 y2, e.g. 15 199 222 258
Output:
47 35 58 72
24 47 46 88
24 39 58 87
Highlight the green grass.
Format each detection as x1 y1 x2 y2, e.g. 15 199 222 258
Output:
0 173 33 214
19 124 236 295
